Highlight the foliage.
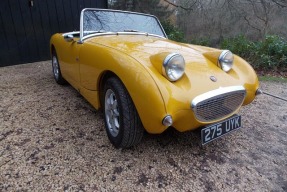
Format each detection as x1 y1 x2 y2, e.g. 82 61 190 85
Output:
161 20 186 42
189 37 211 47
255 35 287 70
259 75 287 83
220 35 287 71
220 35 255 60
176 0 287 45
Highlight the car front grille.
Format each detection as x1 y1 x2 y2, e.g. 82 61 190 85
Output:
191 86 246 122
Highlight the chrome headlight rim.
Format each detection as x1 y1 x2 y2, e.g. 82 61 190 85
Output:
218 50 234 72
162 53 185 82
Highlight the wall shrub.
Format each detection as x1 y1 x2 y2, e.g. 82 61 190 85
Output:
220 35 287 71
161 20 186 43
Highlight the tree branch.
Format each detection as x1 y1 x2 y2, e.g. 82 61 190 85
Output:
162 0 198 11
271 0 287 8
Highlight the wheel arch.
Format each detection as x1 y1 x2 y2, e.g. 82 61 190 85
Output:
79 43 169 134
98 70 118 110
50 33 63 57
50 44 56 56
96 66 167 134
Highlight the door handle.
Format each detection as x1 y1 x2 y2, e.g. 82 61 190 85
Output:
29 0 34 7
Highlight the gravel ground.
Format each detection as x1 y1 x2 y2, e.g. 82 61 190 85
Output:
0 61 286 191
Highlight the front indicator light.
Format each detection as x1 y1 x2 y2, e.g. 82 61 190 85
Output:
162 115 173 126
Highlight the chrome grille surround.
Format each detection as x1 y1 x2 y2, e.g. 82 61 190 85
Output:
191 86 246 123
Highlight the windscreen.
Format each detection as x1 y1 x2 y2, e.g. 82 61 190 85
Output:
82 10 166 37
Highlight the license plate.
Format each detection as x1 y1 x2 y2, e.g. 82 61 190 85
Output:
201 115 241 145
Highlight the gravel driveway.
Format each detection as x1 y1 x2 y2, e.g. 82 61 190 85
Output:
1 61 286 191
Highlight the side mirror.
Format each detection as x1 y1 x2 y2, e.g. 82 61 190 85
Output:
64 34 74 42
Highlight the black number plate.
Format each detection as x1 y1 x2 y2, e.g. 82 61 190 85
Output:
201 115 241 145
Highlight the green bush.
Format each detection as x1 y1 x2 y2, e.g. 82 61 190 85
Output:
189 37 212 47
161 20 186 43
220 35 287 71
255 35 287 70
220 35 255 60
160 22 287 72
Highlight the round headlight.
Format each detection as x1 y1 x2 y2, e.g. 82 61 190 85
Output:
218 50 234 72
162 53 185 81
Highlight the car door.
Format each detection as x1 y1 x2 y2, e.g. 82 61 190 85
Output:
58 36 82 89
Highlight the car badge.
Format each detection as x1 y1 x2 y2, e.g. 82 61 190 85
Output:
210 76 217 82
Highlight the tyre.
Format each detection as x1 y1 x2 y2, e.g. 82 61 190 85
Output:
51 50 66 85
103 77 144 148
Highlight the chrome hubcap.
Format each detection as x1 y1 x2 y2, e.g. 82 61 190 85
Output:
52 56 59 79
105 89 120 137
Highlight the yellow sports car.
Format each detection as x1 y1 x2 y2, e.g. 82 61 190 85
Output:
50 8 260 148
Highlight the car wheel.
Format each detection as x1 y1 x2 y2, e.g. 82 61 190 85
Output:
103 77 144 148
52 51 66 85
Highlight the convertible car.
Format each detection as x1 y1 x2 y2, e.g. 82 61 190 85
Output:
50 8 260 148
